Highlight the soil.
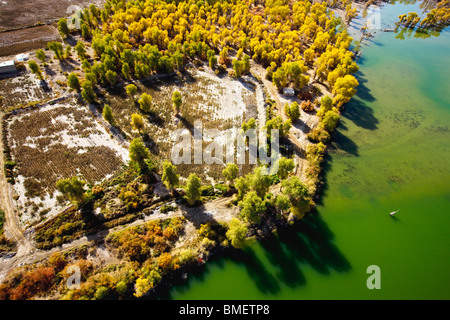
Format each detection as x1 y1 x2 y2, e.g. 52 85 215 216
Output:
0 0 105 31
0 26 61 57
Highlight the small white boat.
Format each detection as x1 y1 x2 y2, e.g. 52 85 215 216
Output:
389 209 399 216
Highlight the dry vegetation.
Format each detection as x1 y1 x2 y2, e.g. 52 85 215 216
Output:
6 101 128 226
0 72 56 110
104 68 259 181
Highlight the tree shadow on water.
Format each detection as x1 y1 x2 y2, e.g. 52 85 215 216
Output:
225 211 350 296
330 130 359 157
341 72 379 131
279 211 352 275
234 211 351 295
354 71 375 103
342 98 378 131
227 248 281 295
259 234 306 289
157 212 350 299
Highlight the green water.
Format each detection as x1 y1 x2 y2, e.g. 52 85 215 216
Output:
166 3 450 300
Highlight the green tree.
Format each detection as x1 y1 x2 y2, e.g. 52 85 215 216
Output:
81 59 91 72
81 23 91 39
232 59 243 77
122 62 131 80
321 110 340 133
102 104 113 124
249 166 271 199
75 41 86 60
138 93 152 113
286 60 309 90
208 54 217 69
222 163 238 186
226 218 248 248
241 118 256 132
67 73 80 91
116 281 128 296
316 95 333 120
36 49 46 64
272 65 287 90
65 45 72 59
56 176 86 205
105 69 117 86
284 101 300 122
239 191 266 224
281 176 312 218
185 173 202 206
57 18 70 38
242 54 250 74
126 84 138 101
130 113 144 133
274 194 290 216
129 138 150 173
94 286 109 300
162 160 179 192
265 116 291 138
172 90 182 116
89 4 99 18
235 175 250 201
276 156 295 183
48 41 64 61
81 80 96 103
28 60 43 80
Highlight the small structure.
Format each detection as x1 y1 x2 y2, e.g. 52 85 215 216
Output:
0 60 17 74
283 87 295 96
16 53 29 61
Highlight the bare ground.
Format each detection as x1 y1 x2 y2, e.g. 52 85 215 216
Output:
0 25 61 57
0 0 105 31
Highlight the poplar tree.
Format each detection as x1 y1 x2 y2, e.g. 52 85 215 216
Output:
185 173 202 206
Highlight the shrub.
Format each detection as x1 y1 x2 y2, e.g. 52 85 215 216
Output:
91 185 104 199
119 187 140 212
301 100 315 112
307 127 330 143
184 174 201 206
160 204 177 213
200 184 215 196
226 218 248 248
214 183 229 195
284 102 300 121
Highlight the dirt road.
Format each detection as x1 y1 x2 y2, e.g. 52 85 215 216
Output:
0 112 34 255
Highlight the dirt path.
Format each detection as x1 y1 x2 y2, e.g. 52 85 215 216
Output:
0 112 37 282
0 180 241 281
250 63 315 181
0 112 34 255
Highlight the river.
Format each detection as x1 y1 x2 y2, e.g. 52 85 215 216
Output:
163 2 450 300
